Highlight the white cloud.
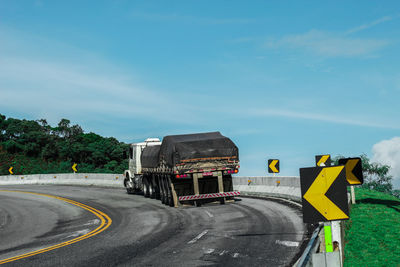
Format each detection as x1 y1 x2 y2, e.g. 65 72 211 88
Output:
266 30 389 57
372 137 400 189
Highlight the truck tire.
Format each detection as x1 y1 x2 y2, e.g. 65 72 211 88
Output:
167 186 174 207
124 178 135 194
155 175 161 200
159 176 166 204
166 176 174 207
149 182 156 199
143 178 150 198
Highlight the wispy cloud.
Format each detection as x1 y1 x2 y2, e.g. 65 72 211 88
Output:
0 56 206 125
0 26 209 126
346 15 396 35
265 29 389 57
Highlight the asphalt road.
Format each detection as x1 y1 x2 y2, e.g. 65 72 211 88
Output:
0 185 307 266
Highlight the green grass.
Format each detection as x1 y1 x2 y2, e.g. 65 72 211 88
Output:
344 188 400 267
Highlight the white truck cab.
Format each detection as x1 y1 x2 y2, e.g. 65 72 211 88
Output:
128 138 161 175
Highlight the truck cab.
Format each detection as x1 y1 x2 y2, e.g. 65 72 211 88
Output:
125 138 161 192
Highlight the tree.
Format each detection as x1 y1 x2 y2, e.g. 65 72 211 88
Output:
333 154 393 194
0 115 128 175
359 154 393 193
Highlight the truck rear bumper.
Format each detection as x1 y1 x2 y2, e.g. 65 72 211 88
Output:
178 191 240 201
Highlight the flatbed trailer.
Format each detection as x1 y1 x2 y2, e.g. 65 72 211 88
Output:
124 132 240 207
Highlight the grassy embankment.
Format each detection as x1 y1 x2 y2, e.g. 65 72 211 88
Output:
344 188 400 266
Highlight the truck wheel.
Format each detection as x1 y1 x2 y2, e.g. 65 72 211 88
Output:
155 176 161 200
143 178 150 198
167 186 174 207
124 179 135 194
149 182 155 199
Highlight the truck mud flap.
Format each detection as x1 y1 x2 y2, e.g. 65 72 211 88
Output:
178 191 240 201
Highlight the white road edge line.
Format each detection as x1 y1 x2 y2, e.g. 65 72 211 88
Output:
275 240 300 247
204 210 214 218
188 230 209 244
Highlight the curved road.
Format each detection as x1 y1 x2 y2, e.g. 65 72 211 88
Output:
0 185 307 266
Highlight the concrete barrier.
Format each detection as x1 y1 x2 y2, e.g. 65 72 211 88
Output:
0 174 301 201
232 176 301 202
0 173 124 188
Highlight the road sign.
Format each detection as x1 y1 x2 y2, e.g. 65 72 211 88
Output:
268 159 279 173
9 167 13 175
316 155 331 167
300 166 349 223
72 163 77 172
338 157 363 185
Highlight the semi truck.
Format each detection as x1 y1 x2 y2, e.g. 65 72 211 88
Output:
123 132 240 207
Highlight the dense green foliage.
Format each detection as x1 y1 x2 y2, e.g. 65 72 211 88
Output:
0 114 128 174
344 188 400 266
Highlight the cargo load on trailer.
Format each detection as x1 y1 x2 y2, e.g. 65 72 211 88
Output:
124 132 240 207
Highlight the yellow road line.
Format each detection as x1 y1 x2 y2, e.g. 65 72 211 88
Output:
0 190 112 265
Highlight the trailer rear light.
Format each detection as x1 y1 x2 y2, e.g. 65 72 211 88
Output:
202 172 213 176
176 174 189 178
223 169 239 174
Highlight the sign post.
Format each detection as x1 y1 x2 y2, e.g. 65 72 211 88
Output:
338 157 363 204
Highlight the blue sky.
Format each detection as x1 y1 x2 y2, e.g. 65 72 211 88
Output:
1 1 400 187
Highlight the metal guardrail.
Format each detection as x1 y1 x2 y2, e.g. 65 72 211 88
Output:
295 223 323 267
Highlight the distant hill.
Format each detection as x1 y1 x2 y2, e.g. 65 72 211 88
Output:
0 114 128 175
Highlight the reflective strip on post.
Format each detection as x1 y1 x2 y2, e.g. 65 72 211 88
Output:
324 224 333 252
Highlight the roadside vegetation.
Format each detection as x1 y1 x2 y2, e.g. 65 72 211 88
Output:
344 188 400 266
333 155 400 199
332 155 399 266
0 114 128 175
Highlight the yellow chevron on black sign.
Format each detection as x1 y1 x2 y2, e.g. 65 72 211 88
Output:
315 154 331 167
268 159 279 173
300 166 349 223
338 157 363 185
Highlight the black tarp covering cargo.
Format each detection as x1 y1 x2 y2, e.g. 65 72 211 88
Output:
159 132 238 167
141 145 161 168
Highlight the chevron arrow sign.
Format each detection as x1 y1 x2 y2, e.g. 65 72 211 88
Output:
268 159 279 173
300 166 349 223
72 163 78 173
315 154 331 167
338 157 363 185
